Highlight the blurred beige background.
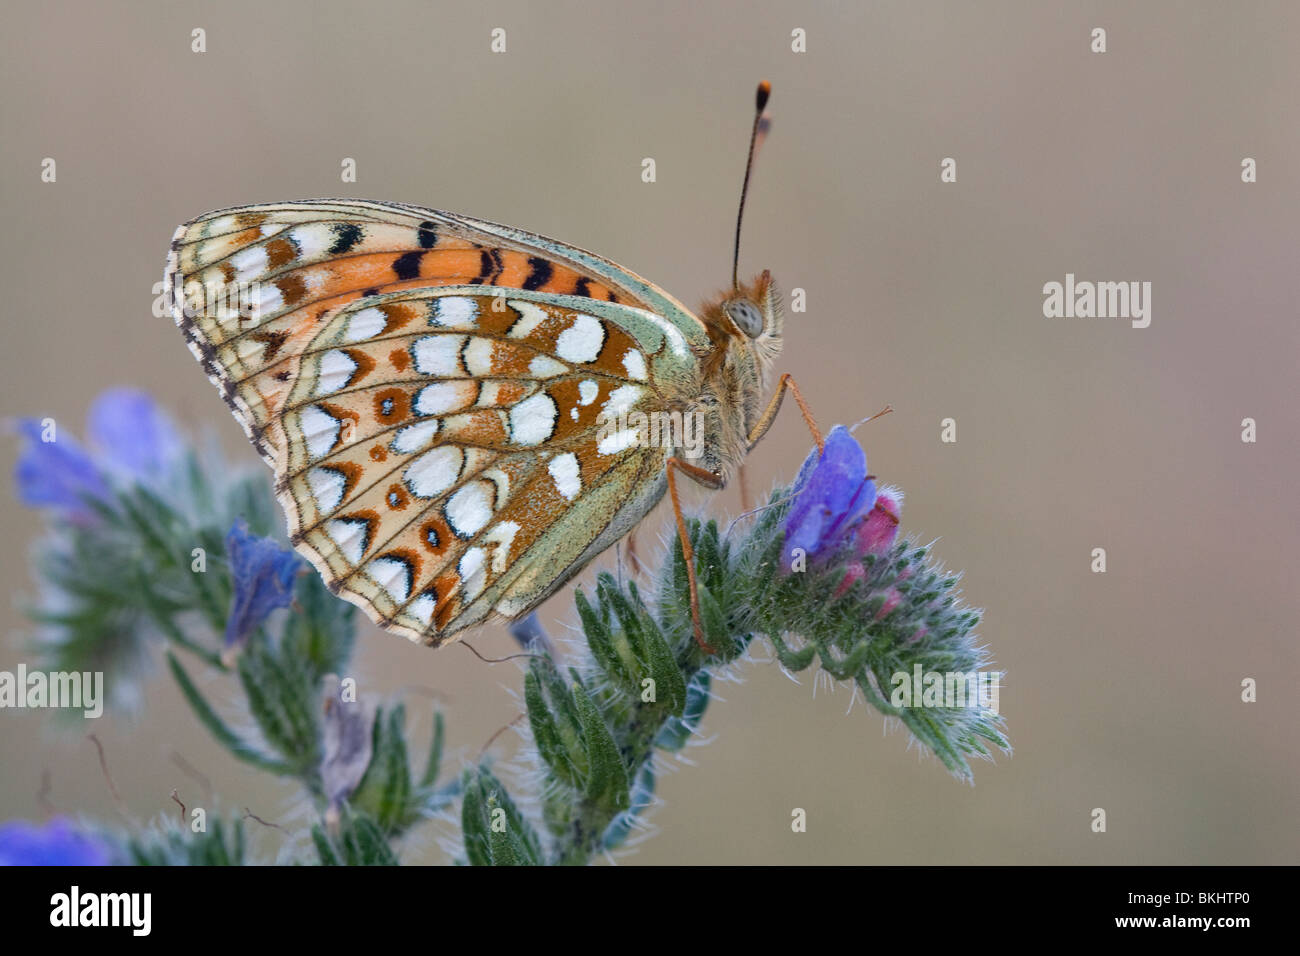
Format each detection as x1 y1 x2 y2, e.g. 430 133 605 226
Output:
2 0 1297 864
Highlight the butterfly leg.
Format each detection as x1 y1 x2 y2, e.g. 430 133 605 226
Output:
747 373 823 452
738 464 753 512
624 528 645 577
665 456 726 653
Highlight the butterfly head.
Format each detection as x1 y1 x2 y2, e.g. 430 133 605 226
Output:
712 269 783 353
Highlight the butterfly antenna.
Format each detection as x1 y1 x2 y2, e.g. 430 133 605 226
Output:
732 80 771 291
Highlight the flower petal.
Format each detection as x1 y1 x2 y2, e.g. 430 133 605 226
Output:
0 818 112 866
783 426 877 567
13 419 108 521
223 520 301 652
87 388 181 477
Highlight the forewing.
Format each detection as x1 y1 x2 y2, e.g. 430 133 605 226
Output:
166 199 706 458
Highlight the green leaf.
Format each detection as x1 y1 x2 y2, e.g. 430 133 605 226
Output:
525 665 583 789
420 710 445 789
351 704 413 833
571 681 629 813
641 613 687 716
462 768 543 866
576 587 630 690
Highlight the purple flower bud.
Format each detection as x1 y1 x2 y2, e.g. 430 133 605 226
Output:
223 520 300 660
0 818 111 866
782 426 877 572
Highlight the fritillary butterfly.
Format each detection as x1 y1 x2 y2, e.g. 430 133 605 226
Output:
164 82 820 651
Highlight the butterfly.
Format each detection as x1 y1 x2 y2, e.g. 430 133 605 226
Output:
165 81 821 652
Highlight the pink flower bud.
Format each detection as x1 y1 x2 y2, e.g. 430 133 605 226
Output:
874 587 903 620
834 563 865 598
855 486 903 558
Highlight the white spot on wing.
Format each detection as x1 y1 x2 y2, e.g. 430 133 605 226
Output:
482 466 511 505
404 446 463 498
597 428 641 456
508 393 557 446
344 307 386 343
578 380 599 405
432 296 477 329
409 592 436 626
248 282 283 320
289 224 331 260
555 315 605 363
459 547 488 601
446 481 493 538
299 405 341 459
316 350 357 395
325 518 368 564
622 349 648 380
230 246 268 283
462 338 496 377
528 354 567 378
483 521 520 573
602 384 644 418
548 452 581 501
507 301 549 339
412 335 465 377
308 468 346 512
369 557 411 603
415 381 477 416
392 419 440 454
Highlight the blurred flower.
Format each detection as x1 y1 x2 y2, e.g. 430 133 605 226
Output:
86 387 181 477
223 519 301 661
0 818 112 866
508 610 555 655
13 420 109 522
782 426 877 572
12 388 181 522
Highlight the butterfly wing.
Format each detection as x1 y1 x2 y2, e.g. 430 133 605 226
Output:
167 202 710 644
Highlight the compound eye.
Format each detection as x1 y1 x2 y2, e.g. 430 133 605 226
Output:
726 300 764 338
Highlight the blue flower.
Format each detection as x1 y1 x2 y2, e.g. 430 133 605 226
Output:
13 420 109 522
223 520 301 657
86 387 181 477
782 426 877 571
0 818 112 866
13 388 181 522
